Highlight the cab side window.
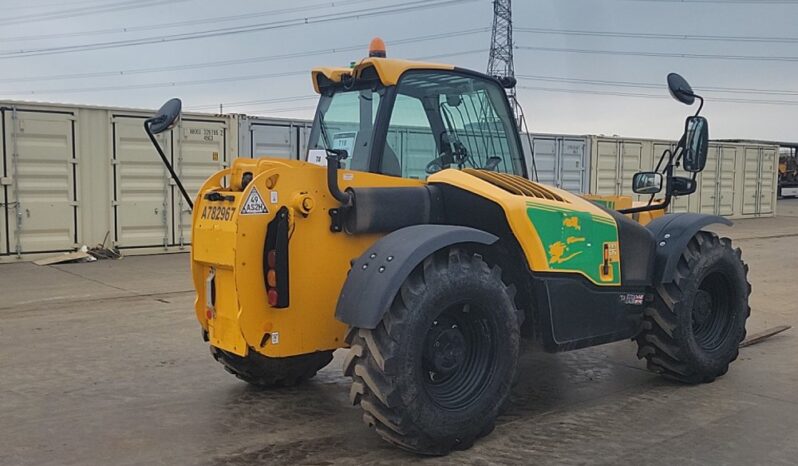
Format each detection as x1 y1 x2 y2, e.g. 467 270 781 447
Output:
380 71 525 179
381 93 437 179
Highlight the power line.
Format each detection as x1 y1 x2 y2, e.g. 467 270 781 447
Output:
517 85 798 106
516 45 798 62
1 0 375 43
187 95 319 111
1 49 486 96
5 0 139 12
517 75 798 97
0 28 488 83
0 0 475 59
0 70 307 96
516 27 798 44
624 0 798 3
0 0 190 26
245 105 318 115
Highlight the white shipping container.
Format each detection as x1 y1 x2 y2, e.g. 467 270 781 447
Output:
589 135 777 219
1 100 235 262
0 99 780 262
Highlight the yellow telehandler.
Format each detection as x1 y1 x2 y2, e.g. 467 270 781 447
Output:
145 41 750 455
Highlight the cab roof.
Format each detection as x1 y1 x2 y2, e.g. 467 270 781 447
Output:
311 57 454 93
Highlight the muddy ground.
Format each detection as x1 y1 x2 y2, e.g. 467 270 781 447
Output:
2 200 797 465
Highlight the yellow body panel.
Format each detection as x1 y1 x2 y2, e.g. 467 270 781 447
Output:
429 170 621 285
191 158 422 358
312 57 455 92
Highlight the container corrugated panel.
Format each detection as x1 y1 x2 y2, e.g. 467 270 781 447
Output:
521 133 590 193
173 118 228 247
239 116 309 159
2 107 78 256
522 135 556 186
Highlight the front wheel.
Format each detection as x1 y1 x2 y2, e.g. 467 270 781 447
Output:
635 231 751 384
344 248 522 455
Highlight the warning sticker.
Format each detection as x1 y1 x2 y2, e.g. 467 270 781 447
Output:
240 187 269 215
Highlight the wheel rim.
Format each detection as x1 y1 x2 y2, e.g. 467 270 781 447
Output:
692 270 735 351
421 302 498 411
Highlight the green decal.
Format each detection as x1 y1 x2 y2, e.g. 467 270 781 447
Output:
526 202 620 285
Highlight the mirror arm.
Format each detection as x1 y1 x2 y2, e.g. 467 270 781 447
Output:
144 118 194 210
693 94 704 116
617 194 672 215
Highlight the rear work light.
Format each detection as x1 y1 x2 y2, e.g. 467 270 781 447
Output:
264 207 290 308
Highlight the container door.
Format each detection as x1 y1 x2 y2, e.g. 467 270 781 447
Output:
559 138 587 193
717 146 737 216
524 136 557 186
758 148 776 215
112 115 172 248
697 146 718 214
742 148 761 215
248 123 296 159
620 141 643 198
5 109 77 255
174 119 227 246
594 140 619 195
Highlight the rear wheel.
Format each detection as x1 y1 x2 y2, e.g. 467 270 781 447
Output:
344 248 522 455
210 346 333 388
635 231 750 384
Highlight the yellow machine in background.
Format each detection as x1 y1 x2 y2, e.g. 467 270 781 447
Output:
145 41 750 455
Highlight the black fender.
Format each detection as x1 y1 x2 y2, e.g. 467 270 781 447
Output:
646 213 732 283
335 224 498 329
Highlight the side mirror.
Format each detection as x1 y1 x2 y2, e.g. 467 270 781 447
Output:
632 171 664 195
147 98 182 134
667 73 695 105
683 116 709 172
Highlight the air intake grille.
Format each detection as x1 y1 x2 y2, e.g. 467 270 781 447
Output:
463 169 566 202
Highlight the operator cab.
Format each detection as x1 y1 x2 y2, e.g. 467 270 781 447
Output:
307 46 526 180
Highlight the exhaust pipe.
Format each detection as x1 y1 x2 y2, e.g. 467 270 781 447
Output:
326 149 352 206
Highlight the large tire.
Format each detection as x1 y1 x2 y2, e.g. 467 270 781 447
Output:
635 231 751 384
344 248 522 455
210 346 333 388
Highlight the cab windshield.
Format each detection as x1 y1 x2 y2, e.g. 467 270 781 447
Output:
308 84 384 172
307 69 525 179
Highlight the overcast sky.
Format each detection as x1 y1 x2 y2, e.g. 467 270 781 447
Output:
1 0 797 141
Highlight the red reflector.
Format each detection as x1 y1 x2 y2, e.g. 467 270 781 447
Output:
267 250 277 269
206 308 213 320
268 289 279 306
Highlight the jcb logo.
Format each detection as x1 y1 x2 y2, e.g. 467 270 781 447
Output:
201 205 234 221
